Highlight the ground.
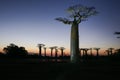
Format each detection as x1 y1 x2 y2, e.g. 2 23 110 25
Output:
0 58 120 80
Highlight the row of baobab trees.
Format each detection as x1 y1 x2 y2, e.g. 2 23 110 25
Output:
37 44 65 58
37 44 119 58
80 48 119 56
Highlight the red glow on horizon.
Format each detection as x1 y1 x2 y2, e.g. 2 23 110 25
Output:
0 46 119 56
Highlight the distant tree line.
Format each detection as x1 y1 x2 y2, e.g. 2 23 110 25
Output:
3 43 28 57
1 43 120 57
0 43 120 63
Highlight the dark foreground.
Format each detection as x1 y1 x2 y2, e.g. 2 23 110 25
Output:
0 59 120 80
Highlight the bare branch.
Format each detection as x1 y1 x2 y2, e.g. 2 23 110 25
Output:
117 37 120 38
67 4 98 23
55 17 73 25
55 4 98 24
114 32 120 35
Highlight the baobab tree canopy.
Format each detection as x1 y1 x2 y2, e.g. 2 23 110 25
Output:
56 4 98 25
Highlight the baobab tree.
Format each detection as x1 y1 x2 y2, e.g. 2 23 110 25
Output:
53 46 58 58
37 44 45 56
94 48 100 57
108 48 114 55
84 48 89 56
59 47 65 57
56 4 98 63
53 46 58 62
49 47 54 57
43 47 47 57
80 48 89 56
89 48 93 56
105 50 110 56
115 49 120 54
80 48 85 56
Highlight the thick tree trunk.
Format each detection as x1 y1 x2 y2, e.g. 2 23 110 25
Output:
44 48 46 57
51 49 53 57
61 50 64 57
39 46 41 56
96 50 99 57
70 21 80 63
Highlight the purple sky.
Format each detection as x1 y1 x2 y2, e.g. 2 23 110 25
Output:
0 0 120 55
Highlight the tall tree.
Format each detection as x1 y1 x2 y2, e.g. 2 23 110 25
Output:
94 48 100 57
108 48 114 55
90 48 93 56
59 47 65 57
53 46 58 58
105 50 110 56
49 47 54 57
115 49 120 55
56 4 98 63
80 48 85 56
43 47 47 57
37 44 45 56
84 48 89 56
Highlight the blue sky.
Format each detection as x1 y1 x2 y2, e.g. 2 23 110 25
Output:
0 0 120 55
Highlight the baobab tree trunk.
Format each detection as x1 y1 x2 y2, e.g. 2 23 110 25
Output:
51 50 53 57
39 46 42 56
61 50 64 57
70 20 80 63
44 48 46 57
96 50 99 57
90 48 92 56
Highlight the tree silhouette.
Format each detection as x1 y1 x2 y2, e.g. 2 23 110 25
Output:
84 48 89 56
55 4 98 63
43 47 47 57
49 47 54 57
80 48 89 56
53 46 58 58
80 48 84 56
59 47 65 57
37 44 45 56
108 48 114 55
94 48 100 57
105 50 110 56
115 49 120 55
90 48 93 56
3 43 28 56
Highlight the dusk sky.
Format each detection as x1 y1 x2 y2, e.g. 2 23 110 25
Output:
0 0 120 55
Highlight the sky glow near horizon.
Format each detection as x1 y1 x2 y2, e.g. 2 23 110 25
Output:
0 0 120 55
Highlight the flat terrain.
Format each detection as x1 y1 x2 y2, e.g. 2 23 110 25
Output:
0 59 120 80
